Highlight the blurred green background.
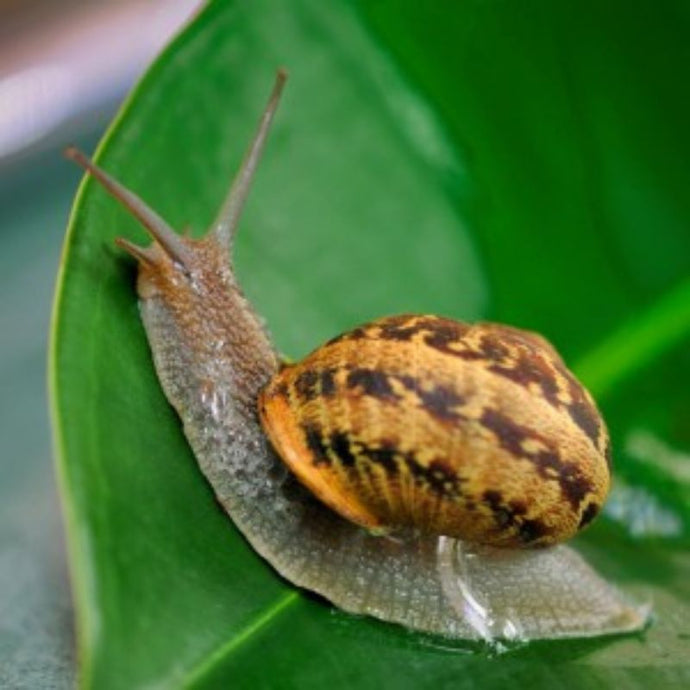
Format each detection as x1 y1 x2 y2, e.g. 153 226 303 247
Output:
5 0 690 687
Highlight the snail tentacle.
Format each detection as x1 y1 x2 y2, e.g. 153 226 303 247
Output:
212 68 288 249
65 147 192 269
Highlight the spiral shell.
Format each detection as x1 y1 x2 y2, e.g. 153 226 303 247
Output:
259 314 610 548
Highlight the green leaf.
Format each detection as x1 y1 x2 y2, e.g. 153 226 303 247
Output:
50 0 690 687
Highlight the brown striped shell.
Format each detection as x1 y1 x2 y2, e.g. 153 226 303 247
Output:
258 314 611 548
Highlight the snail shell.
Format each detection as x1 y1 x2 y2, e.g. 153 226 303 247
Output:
66 70 647 643
259 315 610 548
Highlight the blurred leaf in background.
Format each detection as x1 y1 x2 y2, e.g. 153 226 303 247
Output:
0 2 199 687
50 0 690 687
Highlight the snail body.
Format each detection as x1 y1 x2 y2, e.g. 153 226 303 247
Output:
67 70 646 642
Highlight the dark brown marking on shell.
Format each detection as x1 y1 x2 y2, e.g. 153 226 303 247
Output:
478 408 525 457
422 459 464 498
517 518 551 544
488 353 561 408
293 367 338 401
488 325 550 354
566 399 601 450
378 318 421 341
603 438 612 469
482 490 551 544
536 451 592 510
304 424 330 465
483 490 515 532
395 374 465 423
320 368 337 397
479 408 593 511
416 315 471 335
414 383 465 423
358 440 400 475
294 369 320 401
329 430 357 468
422 322 471 357
550 357 608 451
346 368 400 401
478 333 511 362
405 457 464 500
578 502 600 529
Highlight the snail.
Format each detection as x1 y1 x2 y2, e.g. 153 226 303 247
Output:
66 69 647 643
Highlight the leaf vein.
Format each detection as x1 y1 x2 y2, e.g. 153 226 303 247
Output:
181 591 301 688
